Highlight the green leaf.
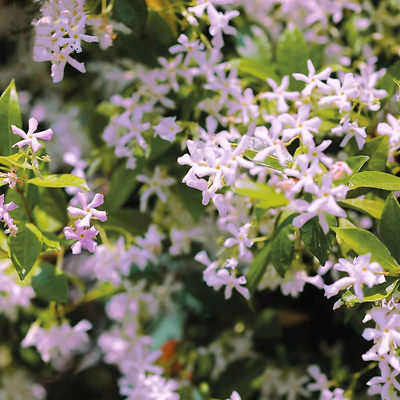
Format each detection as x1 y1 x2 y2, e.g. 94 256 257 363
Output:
28 174 89 191
276 27 309 90
8 223 42 280
150 308 184 348
231 58 276 81
271 221 295 277
332 227 399 272
104 160 144 212
236 181 288 207
105 208 151 237
33 188 68 233
0 153 32 169
379 193 400 263
26 223 60 251
336 155 369 185
113 0 147 33
244 149 284 171
176 183 204 223
247 241 272 296
342 277 400 304
339 198 385 219
300 217 335 264
349 171 400 191
32 262 68 303
0 80 21 156
361 136 388 172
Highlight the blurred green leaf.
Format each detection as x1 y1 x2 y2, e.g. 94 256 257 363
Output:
28 174 89 191
379 192 400 263
32 262 68 303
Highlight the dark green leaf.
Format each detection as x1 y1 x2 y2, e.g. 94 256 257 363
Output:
8 223 41 280
379 193 400 263
247 241 272 296
300 217 335 264
271 222 295 277
32 262 68 303
113 0 147 33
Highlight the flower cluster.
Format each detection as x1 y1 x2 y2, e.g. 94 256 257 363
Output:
64 192 107 254
362 299 400 399
99 284 179 400
324 254 385 301
33 0 99 82
22 320 92 367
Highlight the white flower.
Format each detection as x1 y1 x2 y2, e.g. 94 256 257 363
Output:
324 254 385 300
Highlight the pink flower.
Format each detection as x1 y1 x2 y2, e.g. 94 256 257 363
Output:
64 221 99 254
0 194 18 236
11 117 53 153
67 193 107 227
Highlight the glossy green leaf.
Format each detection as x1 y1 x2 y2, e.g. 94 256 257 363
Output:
342 277 400 304
336 155 369 185
300 216 335 264
362 136 388 172
332 227 399 272
28 174 89 191
32 262 68 303
379 193 400 263
0 80 21 156
349 171 400 191
339 198 385 219
271 221 295 277
247 241 272 296
8 223 41 280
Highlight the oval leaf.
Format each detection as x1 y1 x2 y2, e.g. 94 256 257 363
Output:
332 227 399 272
349 171 400 191
379 193 400 263
28 174 89 191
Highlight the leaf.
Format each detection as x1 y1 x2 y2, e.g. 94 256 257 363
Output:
342 277 400 304
33 188 68 233
361 136 388 172
26 223 60 251
339 198 385 219
349 171 400 191
146 0 177 36
236 181 288 207
104 160 144 212
243 149 285 171
336 155 369 185
0 80 21 156
271 219 295 277
32 262 68 303
8 223 42 280
276 27 309 90
300 217 335 264
150 308 184 348
231 58 276 81
113 0 148 33
176 183 204 223
379 193 400 263
28 174 89 191
247 241 272 296
332 227 399 272
105 208 151 237
0 153 32 169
